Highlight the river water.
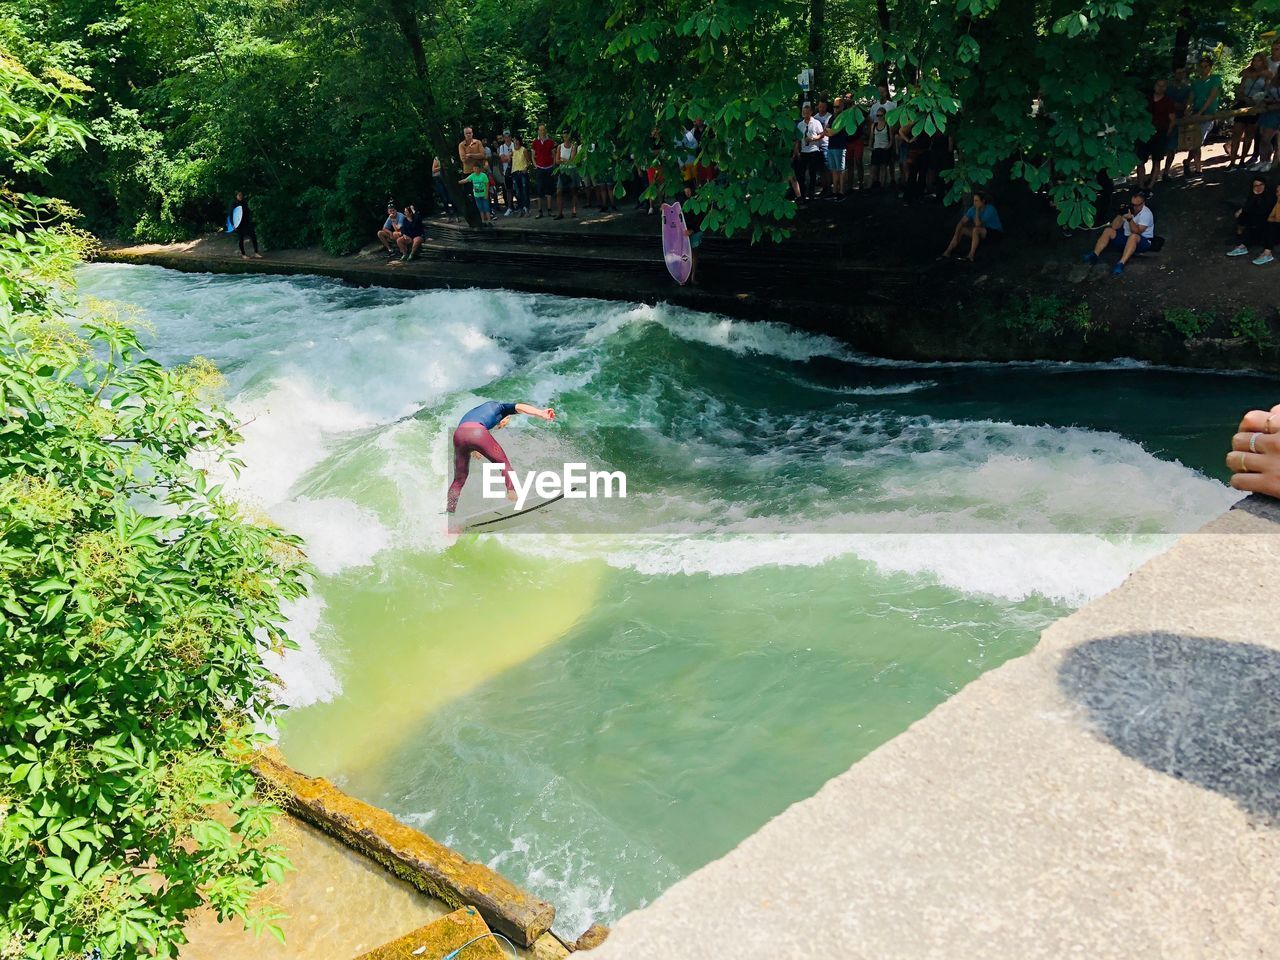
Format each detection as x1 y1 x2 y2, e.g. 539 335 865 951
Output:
80 264 1259 939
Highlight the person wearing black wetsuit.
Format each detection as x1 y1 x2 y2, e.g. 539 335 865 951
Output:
234 191 261 259
447 400 556 514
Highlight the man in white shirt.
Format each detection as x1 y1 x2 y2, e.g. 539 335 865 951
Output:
814 98 833 195
791 103 825 200
871 83 897 124
1083 190 1154 276
497 130 514 215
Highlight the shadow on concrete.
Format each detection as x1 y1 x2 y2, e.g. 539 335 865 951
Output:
1059 632 1280 826
1230 492 1280 526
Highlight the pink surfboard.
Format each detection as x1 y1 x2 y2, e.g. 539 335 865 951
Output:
661 201 693 285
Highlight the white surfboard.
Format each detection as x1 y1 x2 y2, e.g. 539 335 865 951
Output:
225 205 243 233
452 493 564 532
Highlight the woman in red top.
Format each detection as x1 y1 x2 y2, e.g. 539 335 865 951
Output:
531 124 557 218
1138 79 1180 191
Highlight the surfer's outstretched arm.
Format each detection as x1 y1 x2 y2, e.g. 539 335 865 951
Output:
514 403 555 420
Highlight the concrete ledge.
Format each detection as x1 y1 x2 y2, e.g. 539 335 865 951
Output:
589 495 1280 959
354 908 504 960
254 750 557 949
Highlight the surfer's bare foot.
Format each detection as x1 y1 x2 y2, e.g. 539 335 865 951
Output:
507 489 518 502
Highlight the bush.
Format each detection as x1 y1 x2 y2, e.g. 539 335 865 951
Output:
1 48 307 959
1229 307 1272 349
1164 306 1212 339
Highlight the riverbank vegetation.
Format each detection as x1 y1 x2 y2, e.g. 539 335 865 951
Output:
3 0 1273 250
1 48 309 959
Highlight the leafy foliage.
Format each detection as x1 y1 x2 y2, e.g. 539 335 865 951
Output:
1230 306 1272 347
6 0 1280 243
1 44 306 959
1164 305 1212 338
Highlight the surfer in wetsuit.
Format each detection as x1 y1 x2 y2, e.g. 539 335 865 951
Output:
233 191 262 259
447 400 555 513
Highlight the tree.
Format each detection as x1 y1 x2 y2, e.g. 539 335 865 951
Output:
380 0 481 228
548 0 809 242
1 44 307 959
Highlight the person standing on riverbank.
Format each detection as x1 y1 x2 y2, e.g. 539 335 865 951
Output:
868 108 892 190
554 131 579 219
497 131 515 215
432 157 457 221
232 191 262 259
510 135 532 216
532 124 556 218
460 164 494 225
1138 79 1179 191
447 401 556 515
1227 54 1270 169
458 127 485 169
1162 65 1192 180
824 101 849 200
1186 56 1224 176
793 103 825 201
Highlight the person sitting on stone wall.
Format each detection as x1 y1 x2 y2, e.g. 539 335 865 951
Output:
395 203 424 262
377 202 405 255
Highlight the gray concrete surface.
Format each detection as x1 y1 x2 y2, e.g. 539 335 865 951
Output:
590 497 1280 959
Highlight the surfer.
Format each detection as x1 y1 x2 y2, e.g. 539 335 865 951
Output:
233 191 262 259
447 401 556 514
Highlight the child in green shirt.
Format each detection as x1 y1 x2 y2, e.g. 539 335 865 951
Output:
460 164 493 223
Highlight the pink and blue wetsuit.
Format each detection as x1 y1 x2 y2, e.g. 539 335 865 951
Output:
447 401 518 512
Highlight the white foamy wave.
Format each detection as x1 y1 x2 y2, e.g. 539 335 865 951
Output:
482 833 623 941
263 595 340 709
580 301 850 361
269 497 391 575
789 378 938 396
373 419 454 552
223 379 379 507
504 532 1175 605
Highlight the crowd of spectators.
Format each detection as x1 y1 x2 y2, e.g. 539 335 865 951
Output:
366 47 1276 279
790 85 954 202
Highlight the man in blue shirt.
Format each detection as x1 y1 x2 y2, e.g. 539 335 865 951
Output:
377 202 407 255
940 190 1003 261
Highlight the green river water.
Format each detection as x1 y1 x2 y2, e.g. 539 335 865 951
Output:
80 263 1263 937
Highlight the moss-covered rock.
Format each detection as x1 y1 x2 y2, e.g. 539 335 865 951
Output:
354 907 504 960
254 750 555 948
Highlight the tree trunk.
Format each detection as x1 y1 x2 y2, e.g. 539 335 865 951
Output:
808 0 825 99
1171 7 1191 72
875 0 891 85
382 0 479 227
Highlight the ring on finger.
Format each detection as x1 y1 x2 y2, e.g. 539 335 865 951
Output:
1238 451 1250 472
1268 415 1275 434
1251 432 1262 453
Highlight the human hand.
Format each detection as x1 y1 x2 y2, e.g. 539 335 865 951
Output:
1227 404 1280 497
